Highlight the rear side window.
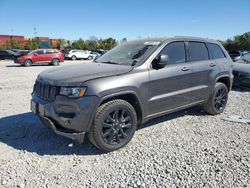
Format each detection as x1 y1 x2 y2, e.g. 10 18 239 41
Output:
46 50 58 54
160 41 186 65
188 42 209 62
36 50 44 55
207 43 225 59
45 50 53 54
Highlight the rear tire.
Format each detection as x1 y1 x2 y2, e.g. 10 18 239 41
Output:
88 56 93 60
71 55 77 60
203 82 228 115
51 58 59 66
24 59 32 67
88 99 137 152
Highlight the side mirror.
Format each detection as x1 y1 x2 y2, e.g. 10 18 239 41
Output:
152 54 169 69
34 53 38 56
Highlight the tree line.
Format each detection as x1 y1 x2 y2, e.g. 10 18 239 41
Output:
0 37 126 51
61 37 125 51
220 32 250 51
1 32 249 51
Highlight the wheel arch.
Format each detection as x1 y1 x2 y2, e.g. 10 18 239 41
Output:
87 91 144 131
25 58 33 63
215 75 231 91
51 57 60 62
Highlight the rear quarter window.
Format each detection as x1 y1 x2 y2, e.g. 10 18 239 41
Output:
188 42 209 62
207 43 225 59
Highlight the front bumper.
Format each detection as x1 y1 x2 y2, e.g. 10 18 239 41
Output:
14 57 24 64
31 94 99 143
39 116 86 143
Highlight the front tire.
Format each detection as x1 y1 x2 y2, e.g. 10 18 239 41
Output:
88 99 137 152
203 82 228 115
24 59 32 67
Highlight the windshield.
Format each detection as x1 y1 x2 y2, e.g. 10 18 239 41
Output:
236 53 250 64
96 41 160 66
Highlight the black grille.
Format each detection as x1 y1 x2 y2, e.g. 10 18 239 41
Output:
33 81 60 101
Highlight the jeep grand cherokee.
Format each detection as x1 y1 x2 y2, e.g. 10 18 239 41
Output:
31 37 233 152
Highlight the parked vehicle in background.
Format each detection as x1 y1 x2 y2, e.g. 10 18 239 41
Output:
92 49 106 55
235 53 250 64
15 50 32 56
228 50 241 62
0 50 17 60
14 49 64 66
64 50 93 60
89 51 101 60
10 49 22 53
31 37 233 152
233 53 250 87
61 49 71 57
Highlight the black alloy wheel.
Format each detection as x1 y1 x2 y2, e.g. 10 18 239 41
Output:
88 99 137 152
203 82 228 115
101 108 133 145
213 87 227 111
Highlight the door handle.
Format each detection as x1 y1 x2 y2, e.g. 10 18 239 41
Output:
181 67 190 71
210 62 216 67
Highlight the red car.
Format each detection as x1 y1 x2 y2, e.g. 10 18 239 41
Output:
14 49 64 66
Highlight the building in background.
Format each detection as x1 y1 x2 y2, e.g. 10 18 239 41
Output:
0 34 61 49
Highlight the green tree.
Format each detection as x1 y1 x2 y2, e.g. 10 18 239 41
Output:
222 32 250 51
59 38 67 48
120 37 127 44
71 38 85 49
24 39 39 50
98 38 117 50
84 40 98 50
7 39 23 49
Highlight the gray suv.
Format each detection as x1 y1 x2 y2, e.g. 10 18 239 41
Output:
31 37 234 152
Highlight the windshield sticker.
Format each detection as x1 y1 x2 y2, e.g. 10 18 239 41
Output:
144 41 161 45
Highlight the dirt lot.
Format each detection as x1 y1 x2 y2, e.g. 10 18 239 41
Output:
0 60 249 187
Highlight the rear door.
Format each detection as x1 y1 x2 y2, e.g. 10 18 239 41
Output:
186 41 214 102
44 49 55 62
77 50 85 58
33 50 46 63
147 41 193 116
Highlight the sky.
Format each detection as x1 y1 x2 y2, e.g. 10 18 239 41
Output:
0 0 250 41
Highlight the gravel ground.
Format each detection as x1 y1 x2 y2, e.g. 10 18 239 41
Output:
0 60 249 188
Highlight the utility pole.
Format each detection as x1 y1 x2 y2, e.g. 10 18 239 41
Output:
34 26 37 38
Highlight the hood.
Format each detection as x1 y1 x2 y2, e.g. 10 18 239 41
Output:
37 62 133 86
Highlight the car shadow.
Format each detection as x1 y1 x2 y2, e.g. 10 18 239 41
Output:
0 112 102 156
138 106 206 130
232 86 250 92
0 107 205 156
6 64 51 68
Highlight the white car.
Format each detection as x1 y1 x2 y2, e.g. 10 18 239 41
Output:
65 50 93 60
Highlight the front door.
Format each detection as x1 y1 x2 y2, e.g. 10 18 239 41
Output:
147 41 193 117
33 49 47 63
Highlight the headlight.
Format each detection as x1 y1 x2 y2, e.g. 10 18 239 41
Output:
59 87 87 98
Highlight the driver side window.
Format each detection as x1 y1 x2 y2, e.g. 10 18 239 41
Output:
160 41 186 65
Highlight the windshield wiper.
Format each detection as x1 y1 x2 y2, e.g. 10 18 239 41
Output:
131 59 139 66
100 61 119 65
